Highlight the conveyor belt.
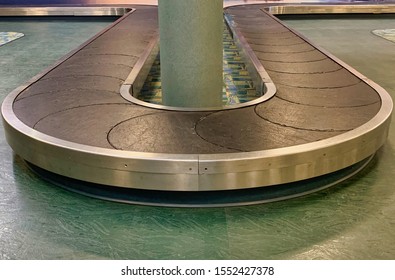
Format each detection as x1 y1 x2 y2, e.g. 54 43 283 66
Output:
1 4 392 205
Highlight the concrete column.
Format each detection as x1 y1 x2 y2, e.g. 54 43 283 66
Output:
158 0 223 108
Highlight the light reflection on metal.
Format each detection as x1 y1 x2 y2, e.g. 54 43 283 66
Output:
266 4 395 15
0 7 132 16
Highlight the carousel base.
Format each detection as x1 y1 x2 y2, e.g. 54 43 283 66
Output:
26 155 373 207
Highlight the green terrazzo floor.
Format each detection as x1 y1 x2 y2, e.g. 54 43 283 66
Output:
1 15 395 260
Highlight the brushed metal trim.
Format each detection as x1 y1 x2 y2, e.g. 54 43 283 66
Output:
124 34 159 92
28 155 374 208
266 4 395 15
0 7 131 16
224 13 272 96
121 84 276 112
121 14 276 112
2 93 200 191
1 4 393 192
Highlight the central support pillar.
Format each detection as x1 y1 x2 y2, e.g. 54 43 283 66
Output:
158 0 223 108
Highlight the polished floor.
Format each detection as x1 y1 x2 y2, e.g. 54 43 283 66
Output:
1 3 395 259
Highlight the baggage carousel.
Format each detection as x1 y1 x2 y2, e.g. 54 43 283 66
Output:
1 3 393 206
